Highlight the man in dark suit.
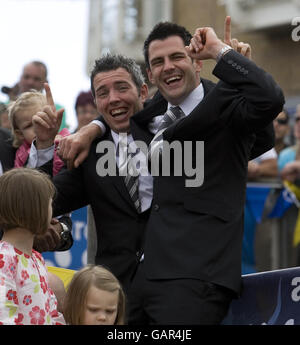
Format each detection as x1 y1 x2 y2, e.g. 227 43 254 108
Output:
33 55 152 294
123 22 284 324
54 19 282 324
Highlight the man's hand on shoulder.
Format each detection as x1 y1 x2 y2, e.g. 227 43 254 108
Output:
57 122 103 169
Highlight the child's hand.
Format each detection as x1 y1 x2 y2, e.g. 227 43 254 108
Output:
32 83 64 149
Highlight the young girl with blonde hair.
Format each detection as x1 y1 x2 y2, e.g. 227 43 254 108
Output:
64 265 126 325
8 90 69 175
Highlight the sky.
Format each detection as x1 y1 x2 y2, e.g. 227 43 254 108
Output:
0 0 91 131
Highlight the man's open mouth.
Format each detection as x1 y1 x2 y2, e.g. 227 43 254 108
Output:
111 108 128 117
165 75 182 85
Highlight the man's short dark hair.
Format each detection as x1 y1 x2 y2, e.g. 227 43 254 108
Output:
90 54 145 97
143 22 192 69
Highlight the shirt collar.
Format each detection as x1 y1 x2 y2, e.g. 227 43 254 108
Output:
111 130 133 147
167 82 204 115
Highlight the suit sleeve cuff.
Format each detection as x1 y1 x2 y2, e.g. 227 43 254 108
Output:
91 119 106 137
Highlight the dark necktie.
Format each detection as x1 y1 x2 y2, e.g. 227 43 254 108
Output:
148 106 185 161
118 136 141 213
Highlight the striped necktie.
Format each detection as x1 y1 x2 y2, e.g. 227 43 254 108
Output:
118 136 141 213
148 106 185 161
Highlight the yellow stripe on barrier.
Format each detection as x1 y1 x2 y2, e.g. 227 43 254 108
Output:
47 266 76 289
284 181 300 247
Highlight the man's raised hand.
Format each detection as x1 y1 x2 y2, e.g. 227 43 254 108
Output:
186 16 252 61
187 26 226 60
224 16 251 59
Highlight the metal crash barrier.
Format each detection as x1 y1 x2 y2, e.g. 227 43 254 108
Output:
244 178 299 274
222 267 300 325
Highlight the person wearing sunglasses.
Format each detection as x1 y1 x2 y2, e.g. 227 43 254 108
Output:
273 109 290 155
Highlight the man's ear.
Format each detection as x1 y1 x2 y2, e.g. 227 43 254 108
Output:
139 83 149 103
147 68 154 85
193 59 203 73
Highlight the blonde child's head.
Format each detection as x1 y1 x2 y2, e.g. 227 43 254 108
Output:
8 90 47 148
64 265 126 325
0 168 55 235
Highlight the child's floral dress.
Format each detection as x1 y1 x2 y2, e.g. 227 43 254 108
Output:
0 241 65 325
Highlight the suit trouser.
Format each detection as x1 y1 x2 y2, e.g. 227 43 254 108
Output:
127 261 234 325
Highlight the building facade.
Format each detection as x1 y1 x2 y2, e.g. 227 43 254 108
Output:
87 0 300 112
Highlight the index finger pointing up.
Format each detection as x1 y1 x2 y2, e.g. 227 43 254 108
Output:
44 82 55 111
224 16 231 45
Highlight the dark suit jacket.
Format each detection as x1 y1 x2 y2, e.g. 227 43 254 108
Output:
130 50 284 295
0 128 15 171
52 131 148 291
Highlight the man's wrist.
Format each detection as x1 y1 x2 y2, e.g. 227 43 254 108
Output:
91 120 106 138
215 44 233 62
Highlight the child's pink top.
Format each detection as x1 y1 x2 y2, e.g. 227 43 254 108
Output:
14 128 70 176
0 241 65 325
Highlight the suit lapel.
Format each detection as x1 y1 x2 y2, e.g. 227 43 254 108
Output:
130 92 167 146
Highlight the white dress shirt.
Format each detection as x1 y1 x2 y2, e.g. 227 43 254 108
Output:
148 83 204 134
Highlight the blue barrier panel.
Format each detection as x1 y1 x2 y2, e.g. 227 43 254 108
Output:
242 202 257 274
42 207 87 270
246 186 271 223
242 186 271 274
223 267 300 325
268 188 294 218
